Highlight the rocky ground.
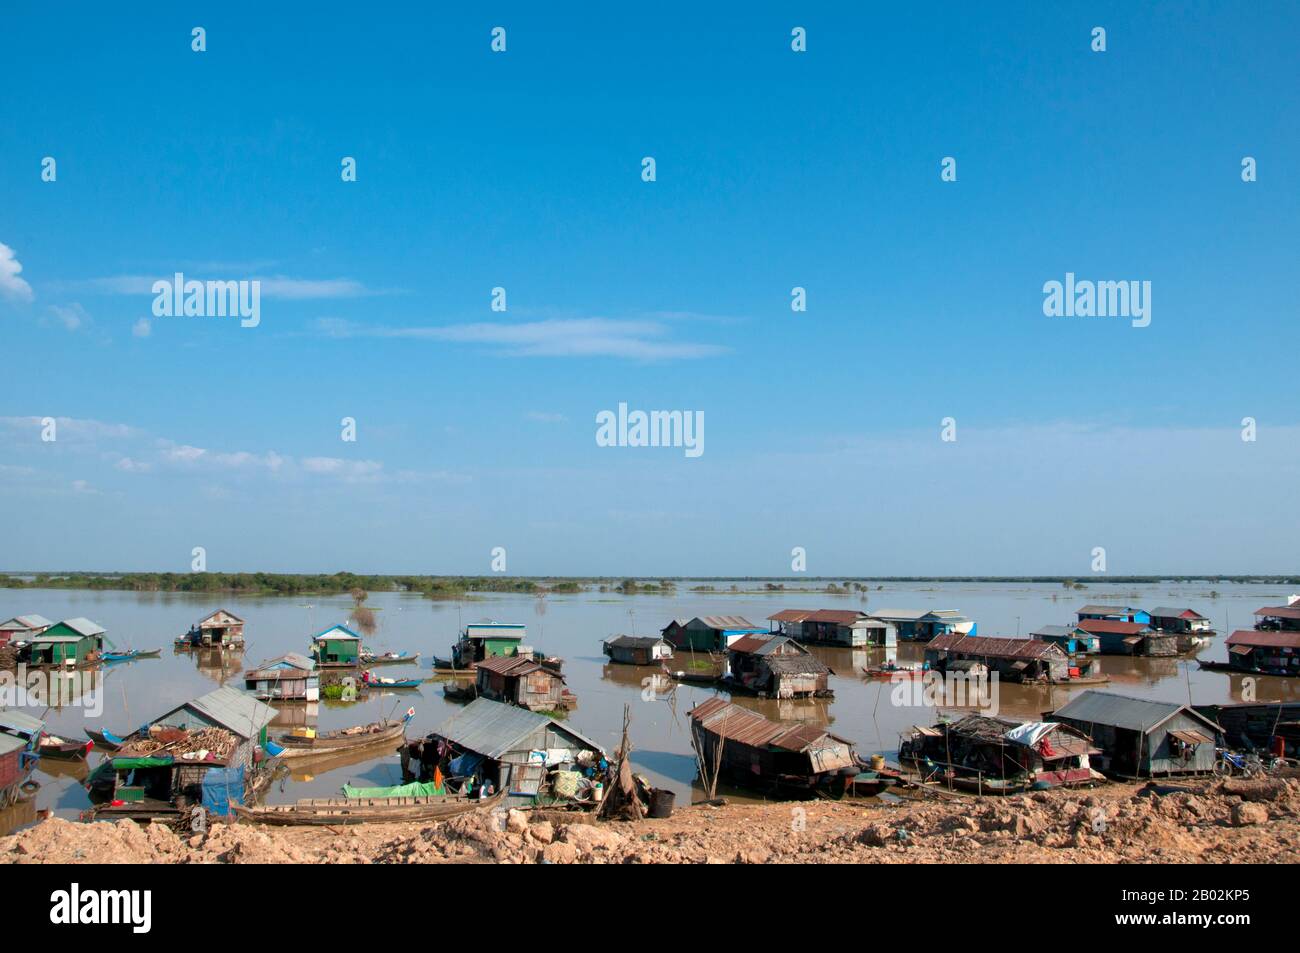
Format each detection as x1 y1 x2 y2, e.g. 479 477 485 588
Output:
4 777 1299 864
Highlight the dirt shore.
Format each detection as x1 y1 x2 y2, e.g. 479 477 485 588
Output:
4 777 1299 864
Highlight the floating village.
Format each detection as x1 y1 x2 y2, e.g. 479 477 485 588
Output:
1 595 1299 833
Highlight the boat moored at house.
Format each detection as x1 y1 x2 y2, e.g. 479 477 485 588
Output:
23 618 106 667
0 614 53 648
899 714 1100 793
688 697 856 797
473 655 573 711
868 609 975 643
1075 619 1177 657
244 652 320 701
924 633 1099 683
176 609 246 649
439 622 531 671
85 686 278 823
767 609 894 647
310 624 362 668
1148 607 1215 650
1212 630 1300 676
725 634 833 698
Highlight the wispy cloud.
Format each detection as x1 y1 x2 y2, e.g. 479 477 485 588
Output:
0 243 35 303
315 316 727 361
68 274 380 300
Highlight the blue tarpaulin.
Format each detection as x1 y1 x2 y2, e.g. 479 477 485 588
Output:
201 765 246 816
448 751 484 778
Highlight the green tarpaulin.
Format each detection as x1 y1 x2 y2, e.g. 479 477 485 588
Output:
340 779 445 799
111 756 174 770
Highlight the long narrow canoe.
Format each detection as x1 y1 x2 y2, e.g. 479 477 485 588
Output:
102 649 162 663
272 720 406 760
233 790 504 826
84 727 127 751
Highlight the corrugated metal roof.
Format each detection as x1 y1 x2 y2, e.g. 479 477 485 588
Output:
199 608 244 625
928 633 1063 660
868 609 928 621
0 615 53 630
168 686 277 738
803 609 870 624
1030 625 1076 638
52 617 105 637
1149 607 1204 620
251 652 315 671
1254 605 1300 620
695 615 761 631
765 655 832 676
1077 605 1135 615
604 635 666 649
767 609 814 623
0 733 26 756
727 633 790 655
1226 629 1300 649
432 697 605 759
1077 619 1151 635
475 654 554 678
312 624 361 641
1052 690 1219 734
0 709 46 736
688 698 848 751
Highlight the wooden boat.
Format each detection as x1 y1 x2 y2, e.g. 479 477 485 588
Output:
442 682 477 702
361 650 420 666
38 736 93 761
661 663 724 685
84 727 127 751
361 672 422 689
102 648 161 663
860 665 925 679
429 655 477 676
272 719 406 760
233 789 504 826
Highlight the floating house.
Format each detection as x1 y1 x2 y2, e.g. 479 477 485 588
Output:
0 614 53 647
25 618 105 666
659 618 690 646
1222 630 1300 676
474 655 568 711
1050 690 1220 777
311 624 362 667
1076 619 1176 657
0 710 44 766
1194 701 1300 757
602 635 674 665
666 616 767 653
768 609 894 647
1076 605 1151 625
1253 603 1300 631
1030 624 1099 655
925 633 1070 682
726 634 833 698
688 697 855 795
88 686 278 821
900 715 1097 792
244 652 320 702
180 609 246 648
449 622 528 668
0 733 31 810
869 609 975 642
415 697 606 807
1148 607 1213 636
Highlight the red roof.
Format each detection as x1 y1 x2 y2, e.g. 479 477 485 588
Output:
1226 629 1300 650
1254 605 1300 621
803 609 868 624
1076 619 1150 636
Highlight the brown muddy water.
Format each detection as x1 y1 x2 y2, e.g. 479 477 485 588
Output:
3 581 1298 831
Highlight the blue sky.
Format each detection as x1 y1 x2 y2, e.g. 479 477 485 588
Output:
1 4 1297 575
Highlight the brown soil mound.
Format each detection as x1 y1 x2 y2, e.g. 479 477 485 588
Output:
5 778 1299 864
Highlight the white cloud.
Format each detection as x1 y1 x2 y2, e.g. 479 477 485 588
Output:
316 317 727 361
301 457 384 482
47 302 88 331
0 243 35 302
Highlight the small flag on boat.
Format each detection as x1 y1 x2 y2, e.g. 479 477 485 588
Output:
404 707 416 721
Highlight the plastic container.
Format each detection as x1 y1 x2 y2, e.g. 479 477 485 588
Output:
648 788 675 818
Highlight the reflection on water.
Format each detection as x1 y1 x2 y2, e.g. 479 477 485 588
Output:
1 580 1294 821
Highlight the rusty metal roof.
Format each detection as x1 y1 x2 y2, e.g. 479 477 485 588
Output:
767 609 814 623
727 633 798 656
695 615 762 631
1226 629 1300 649
475 654 552 677
927 633 1063 660
1254 605 1300 620
688 698 848 751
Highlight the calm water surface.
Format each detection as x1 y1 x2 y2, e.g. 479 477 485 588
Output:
6 581 1300 822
